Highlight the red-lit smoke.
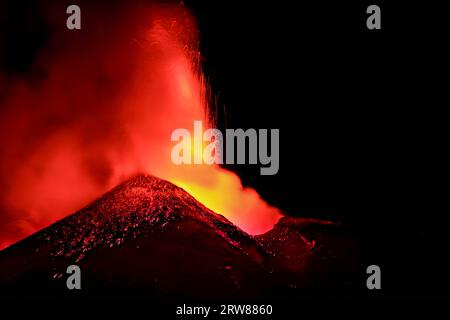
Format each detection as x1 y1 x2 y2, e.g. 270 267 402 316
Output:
0 1 281 250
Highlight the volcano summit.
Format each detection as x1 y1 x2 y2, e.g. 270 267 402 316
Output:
0 175 357 299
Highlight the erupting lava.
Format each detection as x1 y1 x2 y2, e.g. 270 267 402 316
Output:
0 2 281 250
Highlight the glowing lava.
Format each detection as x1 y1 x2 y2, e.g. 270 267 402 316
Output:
0 2 281 249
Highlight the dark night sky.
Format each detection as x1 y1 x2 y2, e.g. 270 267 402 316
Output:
185 0 449 297
187 0 446 223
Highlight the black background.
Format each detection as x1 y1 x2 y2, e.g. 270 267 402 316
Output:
1 0 448 301
187 0 448 299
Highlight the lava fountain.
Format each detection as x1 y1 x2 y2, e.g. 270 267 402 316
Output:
0 1 281 250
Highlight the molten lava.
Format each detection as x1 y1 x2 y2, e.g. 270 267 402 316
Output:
0 2 281 250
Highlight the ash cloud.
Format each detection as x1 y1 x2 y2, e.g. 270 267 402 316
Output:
0 0 203 248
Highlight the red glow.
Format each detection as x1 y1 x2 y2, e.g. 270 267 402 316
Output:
0 2 281 250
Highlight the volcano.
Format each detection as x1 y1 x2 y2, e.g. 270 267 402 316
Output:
0 175 357 299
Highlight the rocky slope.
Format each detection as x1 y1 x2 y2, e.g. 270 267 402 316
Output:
0 174 357 299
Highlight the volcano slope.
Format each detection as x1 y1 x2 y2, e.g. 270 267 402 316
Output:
0 175 358 299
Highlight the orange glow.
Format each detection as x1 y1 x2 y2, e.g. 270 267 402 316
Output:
171 167 281 235
0 2 281 249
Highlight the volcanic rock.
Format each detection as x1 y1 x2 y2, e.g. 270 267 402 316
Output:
0 174 357 299
257 216 359 292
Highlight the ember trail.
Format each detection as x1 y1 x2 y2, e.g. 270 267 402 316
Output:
171 121 280 175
